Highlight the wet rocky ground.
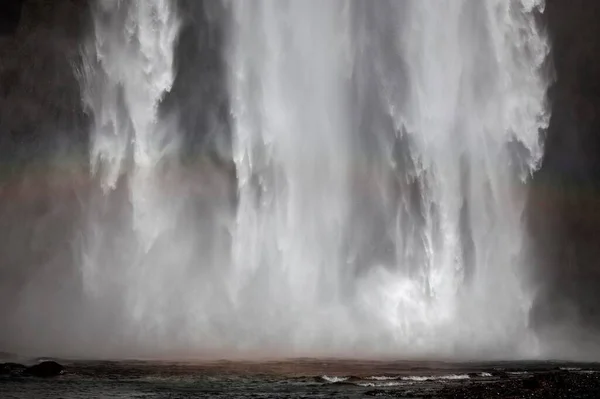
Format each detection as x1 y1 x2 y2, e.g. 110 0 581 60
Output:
1 358 600 398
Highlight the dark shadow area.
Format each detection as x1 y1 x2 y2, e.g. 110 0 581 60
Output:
0 0 89 176
162 1 231 166
528 0 600 353
0 0 24 36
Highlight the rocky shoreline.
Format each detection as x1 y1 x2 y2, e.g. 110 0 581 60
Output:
2 359 600 398
0 360 64 378
435 371 600 399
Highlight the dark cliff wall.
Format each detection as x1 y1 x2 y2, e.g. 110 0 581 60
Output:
543 0 600 183
0 0 89 171
528 0 600 347
0 0 23 35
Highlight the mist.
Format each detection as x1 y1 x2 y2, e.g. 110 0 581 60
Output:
0 0 599 361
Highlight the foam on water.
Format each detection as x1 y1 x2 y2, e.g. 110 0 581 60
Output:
321 375 350 383
402 374 471 382
366 376 399 381
358 381 406 387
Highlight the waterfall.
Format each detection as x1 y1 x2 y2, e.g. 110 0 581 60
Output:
79 0 185 341
75 0 549 358
82 0 180 245
227 0 549 357
228 1 355 350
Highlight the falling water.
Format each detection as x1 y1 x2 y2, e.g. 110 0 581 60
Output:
228 2 356 351
79 0 188 342
228 0 549 357
75 0 550 358
82 0 180 245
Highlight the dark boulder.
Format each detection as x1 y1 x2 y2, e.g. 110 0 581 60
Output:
23 361 64 377
0 362 26 376
522 375 542 390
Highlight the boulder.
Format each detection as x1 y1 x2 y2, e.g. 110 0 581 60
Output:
23 361 64 377
0 362 26 376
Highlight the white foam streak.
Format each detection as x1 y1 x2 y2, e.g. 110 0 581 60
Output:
402 374 470 381
321 375 349 383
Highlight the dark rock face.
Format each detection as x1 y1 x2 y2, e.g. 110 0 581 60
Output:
0 0 89 168
164 0 231 165
1 361 65 377
23 361 64 377
0 0 24 36
528 0 600 347
543 0 600 184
